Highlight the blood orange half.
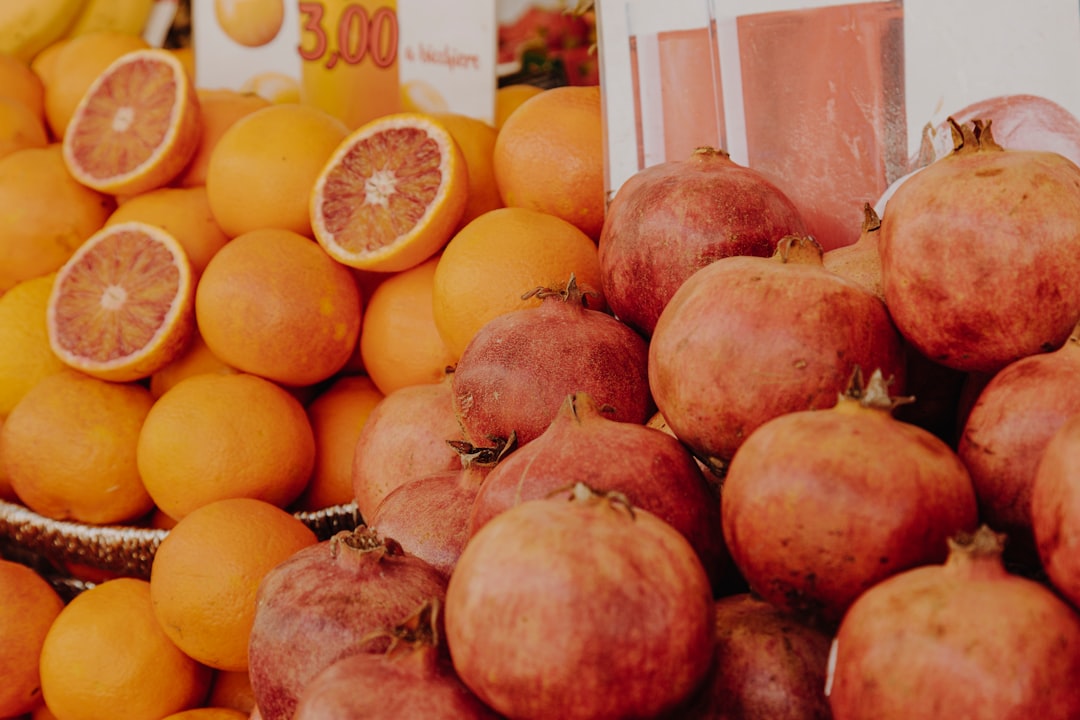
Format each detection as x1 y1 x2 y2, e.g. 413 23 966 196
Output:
47 221 195 383
310 112 468 273
62 48 201 196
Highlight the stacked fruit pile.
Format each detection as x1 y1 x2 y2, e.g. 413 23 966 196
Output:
5 7 1080 720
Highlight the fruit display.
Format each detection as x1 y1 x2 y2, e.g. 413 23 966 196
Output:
5 3 1080 719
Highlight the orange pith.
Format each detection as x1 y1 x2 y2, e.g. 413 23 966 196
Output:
311 113 467 273
63 49 199 196
47 221 194 383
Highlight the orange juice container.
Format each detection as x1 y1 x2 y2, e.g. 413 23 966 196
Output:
297 0 401 129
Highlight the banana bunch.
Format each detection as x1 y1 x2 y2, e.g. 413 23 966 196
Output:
0 0 155 62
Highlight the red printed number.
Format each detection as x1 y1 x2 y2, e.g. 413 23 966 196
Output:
299 2 398 69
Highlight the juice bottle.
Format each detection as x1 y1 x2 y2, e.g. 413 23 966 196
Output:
298 0 401 129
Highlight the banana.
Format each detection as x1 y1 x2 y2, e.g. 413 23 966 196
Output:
66 0 156 39
0 0 89 62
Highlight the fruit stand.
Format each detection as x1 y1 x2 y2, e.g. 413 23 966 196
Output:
4 1 1080 718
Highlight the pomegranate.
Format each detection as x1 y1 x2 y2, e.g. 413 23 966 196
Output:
680 594 833 719
248 527 449 720
293 599 499 720
958 325 1080 566
446 483 715 719
1032 413 1080 609
827 525 1080 718
467 391 729 594
722 369 978 626
451 276 652 447
879 118 1080 374
649 234 906 469
351 372 466 522
368 437 511 579
822 202 883 301
598 146 806 337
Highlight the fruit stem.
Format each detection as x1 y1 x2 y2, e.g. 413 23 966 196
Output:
838 366 913 413
945 524 1008 579
330 526 403 558
775 234 824 265
948 117 1003 155
447 432 517 468
860 202 881 235
521 273 599 308
358 597 442 655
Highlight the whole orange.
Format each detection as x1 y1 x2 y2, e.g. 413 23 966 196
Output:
137 371 316 520
39 577 213 720
205 103 348 238
0 96 48 161
493 85 605 239
195 227 362 387
0 52 46 121
0 273 66 416
173 88 272 189
0 560 65 717
149 497 318 671
1 368 156 524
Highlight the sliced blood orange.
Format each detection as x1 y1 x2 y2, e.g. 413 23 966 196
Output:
62 48 200 196
310 112 468 273
47 220 195 383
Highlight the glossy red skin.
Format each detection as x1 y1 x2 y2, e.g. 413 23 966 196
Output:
467 391 728 594
1032 414 1080 609
649 237 906 465
598 148 806 338
294 644 499 720
351 376 466 522
828 536 1080 719
451 293 652 447
958 334 1080 561
446 493 716 720
679 594 833 719
248 531 448 720
721 396 979 627
880 133 1080 374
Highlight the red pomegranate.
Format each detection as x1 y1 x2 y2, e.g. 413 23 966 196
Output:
721 368 978 626
879 118 1080 374
1032 413 1080 610
248 528 449 720
649 233 906 468
827 525 1080 718
467 391 729 594
293 599 499 720
451 276 652 447
958 326 1080 565
351 373 466 522
446 483 716 720
369 438 511 578
680 594 833 719
822 202 883 301
598 146 806 337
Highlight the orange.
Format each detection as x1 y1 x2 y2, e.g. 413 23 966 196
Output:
359 254 457 394
63 48 201 196
0 52 46 121
43 31 150 140
173 88 271 189
0 96 48 159
0 144 114 293
105 186 229 276
431 206 604 359
432 111 503 228
205 103 348 238
494 83 544 130
39 577 213 720
0 416 14 501
149 328 236 398
195 227 362 387
293 374 384 511
46 221 195 383
206 670 256 715
149 497 318 671
136 372 316 519
30 40 68 96
310 112 468 273
163 709 249 720
0 559 65 718
1 368 155 524
214 0 286 47
0 273 66 416
493 84 605 238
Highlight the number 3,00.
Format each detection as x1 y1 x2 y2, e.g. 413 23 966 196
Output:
298 2 398 70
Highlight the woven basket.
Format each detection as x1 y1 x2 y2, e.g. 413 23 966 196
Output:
0 499 362 599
